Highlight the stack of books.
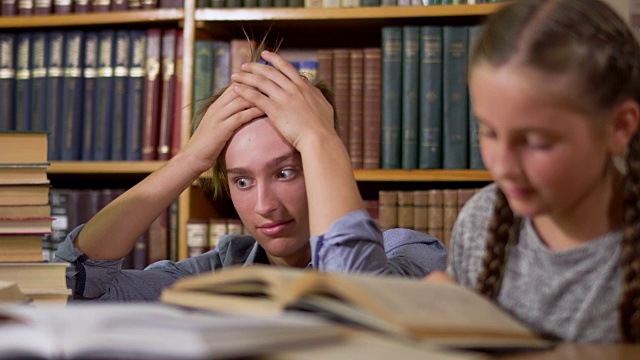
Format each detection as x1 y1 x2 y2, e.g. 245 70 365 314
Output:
0 132 71 305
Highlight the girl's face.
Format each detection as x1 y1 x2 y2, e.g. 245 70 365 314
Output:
470 63 614 220
224 118 311 267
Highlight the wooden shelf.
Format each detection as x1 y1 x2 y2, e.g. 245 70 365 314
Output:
0 9 184 28
354 169 492 182
195 4 503 22
48 161 167 174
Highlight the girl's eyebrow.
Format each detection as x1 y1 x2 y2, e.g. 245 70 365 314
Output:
226 151 298 175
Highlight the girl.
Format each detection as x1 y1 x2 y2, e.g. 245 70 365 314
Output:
54 43 446 301
438 0 640 343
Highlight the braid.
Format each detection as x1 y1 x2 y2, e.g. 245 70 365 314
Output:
476 188 516 300
620 129 640 343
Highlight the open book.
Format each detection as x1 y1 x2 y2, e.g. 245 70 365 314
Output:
0 303 341 359
161 265 547 349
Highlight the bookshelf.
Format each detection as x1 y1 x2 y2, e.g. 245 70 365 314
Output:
0 2 499 261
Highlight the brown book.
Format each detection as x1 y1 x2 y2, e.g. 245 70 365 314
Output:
0 132 47 164
33 0 51 13
332 49 350 148
443 189 458 248
0 204 50 218
348 48 364 169
186 219 208 257
0 217 53 234
208 218 227 249
0 235 43 262
377 190 398 231
413 190 428 234
72 0 90 12
363 48 381 169
142 28 163 161
397 191 413 229
170 30 183 159
161 265 544 347
457 188 476 213
230 39 255 77
427 189 444 247
0 262 70 303
0 185 49 206
157 29 177 161
226 218 243 235
0 164 48 185
1 0 17 15
316 49 333 90
17 0 33 14
91 0 109 11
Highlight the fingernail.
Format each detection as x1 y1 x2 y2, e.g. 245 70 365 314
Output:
231 73 237 79
262 50 270 55
240 63 248 70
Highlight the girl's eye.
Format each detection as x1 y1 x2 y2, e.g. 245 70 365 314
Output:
477 124 496 139
276 169 295 180
234 177 252 189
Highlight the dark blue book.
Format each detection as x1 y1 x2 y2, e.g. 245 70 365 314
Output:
45 32 66 161
442 26 469 169
14 33 32 132
418 26 443 169
110 30 131 161
0 33 16 132
93 29 115 161
81 32 99 161
124 30 147 161
468 25 485 170
30 32 48 133
381 26 403 169
401 26 420 170
60 31 85 161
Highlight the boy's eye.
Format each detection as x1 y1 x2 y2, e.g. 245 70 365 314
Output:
276 169 295 180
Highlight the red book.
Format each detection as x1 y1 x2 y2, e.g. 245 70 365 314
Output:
170 30 184 159
362 48 381 169
157 29 177 161
142 28 162 161
332 48 350 149
1 0 17 16
316 49 333 89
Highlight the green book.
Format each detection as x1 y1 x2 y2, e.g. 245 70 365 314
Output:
418 26 443 169
468 25 485 170
381 26 403 169
192 40 214 120
442 26 469 169
401 26 420 170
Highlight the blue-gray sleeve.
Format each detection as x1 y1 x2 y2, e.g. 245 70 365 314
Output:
54 225 227 302
310 210 447 277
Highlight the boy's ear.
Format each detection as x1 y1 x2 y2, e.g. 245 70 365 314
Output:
608 99 640 155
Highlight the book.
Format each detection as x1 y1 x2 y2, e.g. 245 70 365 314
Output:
377 190 398 231
0 34 15 132
0 262 69 301
0 235 43 262
0 303 342 360
362 47 381 169
109 29 131 161
44 32 65 161
30 32 48 133
332 48 350 148
0 185 49 206
93 29 115 161
160 265 542 345
381 26 403 169
81 31 99 161
125 30 147 161
14 33 31 132
142 28 162 161
418 25 443 169
0 164 48 184
0 204 50 218
348 48 363 169
170 30 183 159
192 40 214 118
157 28 177 161
60 31 85 161
401 26 420 170
0 280 28 304
0 217 53 234
0 132 48 164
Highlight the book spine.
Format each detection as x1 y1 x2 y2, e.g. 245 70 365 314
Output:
332 48 350 148
53 0 70 12
93 29 115 161
14 33 31 132
125 30 147 161
442 26 469 169
60 31 85 161
127 0 140 8
418 26 443 169
109 30 131 161
170 30 183 159
157 28 176 161
45 32 65 161
316 49 333 91
34 0 51 13
1 0 17 15
377 190 398 231
468 25 484 170
142 28 162 161
442 188 458 249
401 26 420 170
141 0 156 8
397 191 414 229
110 0 126 9
427 189 444 246
73 0 90 12
348 48 363 169
0 33 16 131
381 27 402 169
18 0 33 15
30 32 48 133
81 32 99 161
413 190 429 234
92 0 110 11
362 48 381 169
212 40 230 92
192 40 214 118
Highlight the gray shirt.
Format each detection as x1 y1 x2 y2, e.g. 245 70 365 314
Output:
447 183 622 342
55 210 447 302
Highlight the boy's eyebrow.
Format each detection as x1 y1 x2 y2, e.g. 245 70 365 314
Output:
226 151 299 174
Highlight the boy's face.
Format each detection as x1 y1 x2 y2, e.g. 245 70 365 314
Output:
224 117 311 267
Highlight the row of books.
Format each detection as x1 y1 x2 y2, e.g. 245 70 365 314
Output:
195 0 502 8
45 188 179 270
186 218 247 257
0 28 183 161
0 132 70 305
0 0 181 16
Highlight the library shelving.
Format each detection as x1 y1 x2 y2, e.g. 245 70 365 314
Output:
0 1 500 261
